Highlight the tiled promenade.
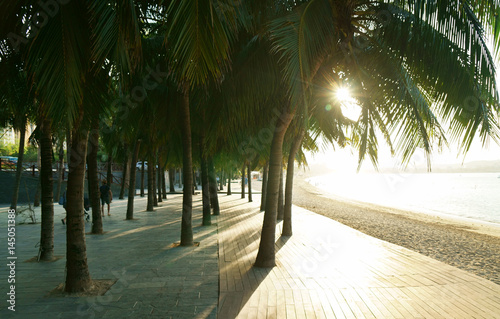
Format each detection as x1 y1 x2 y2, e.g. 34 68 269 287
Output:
0 194 219 318
1 185 500 318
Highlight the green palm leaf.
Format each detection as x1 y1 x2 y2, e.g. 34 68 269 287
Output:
165 0 241 86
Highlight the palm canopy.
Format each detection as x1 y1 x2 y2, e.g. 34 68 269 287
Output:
164 0 246 88
267 0 500 168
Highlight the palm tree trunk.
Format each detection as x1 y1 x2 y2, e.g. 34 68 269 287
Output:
219 170 224 191
168 168 175 192
119 145 129 199
200 153 211 226
283 129 305 236
152 155 158 207
39 116 54 261
193 169 198 190
33 147 41 207
254 108 294 268
241 163 245 199
157 162 163 203
10 117 26 210
247 164 252 202
140 160 145 197
227 168 232 195
208 157 220 215
66 128 72 169
126 139 141 219
106 154 113 187
161 167 167 199
55 141 65 201
147 157 154 211
260 163 268 211
277 164 284 220
180 86 193 246
178 168 183 188
65 127 92 293
124 156 132 197
199 123 211 225
88 119 103 234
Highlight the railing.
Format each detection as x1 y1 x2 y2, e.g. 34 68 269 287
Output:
98 172 122 186
0 160 39 176
0 159 124 185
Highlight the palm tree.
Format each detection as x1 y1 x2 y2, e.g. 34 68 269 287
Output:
253 0 500 268
260 162 268 211
247 163 252 202
254 105 295 267
119 144 130 199
0 53 33 211
88 115 103 234
164 0 242 246
54 136 65 202
140 160 145 196
282 127 305 236
276 163 284 220
127 138 142 217
197 106 212 225
8 0 143 292
38 114 55 261
208 157 220 215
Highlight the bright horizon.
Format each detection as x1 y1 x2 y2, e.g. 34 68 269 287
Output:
319 82 500 173
305 137 500 173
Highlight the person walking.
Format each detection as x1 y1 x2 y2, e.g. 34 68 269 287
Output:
100 179 112 216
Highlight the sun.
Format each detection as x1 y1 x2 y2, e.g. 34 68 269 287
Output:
334 87 361 121
336 87 351 102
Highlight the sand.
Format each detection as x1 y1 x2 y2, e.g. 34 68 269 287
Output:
290 171 500 285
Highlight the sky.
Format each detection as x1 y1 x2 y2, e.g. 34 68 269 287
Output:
305 136 500 173
310 83 500 173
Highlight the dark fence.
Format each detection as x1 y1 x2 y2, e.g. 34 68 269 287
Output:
0 159 124 183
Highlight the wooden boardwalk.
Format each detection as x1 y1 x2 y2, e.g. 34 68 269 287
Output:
216 196 500 318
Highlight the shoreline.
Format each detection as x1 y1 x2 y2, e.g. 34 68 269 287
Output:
303 172 500 238
291 170 500 285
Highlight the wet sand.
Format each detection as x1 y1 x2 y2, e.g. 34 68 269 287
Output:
290 171 500 285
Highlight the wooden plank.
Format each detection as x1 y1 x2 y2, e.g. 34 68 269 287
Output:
371 287 405 318
399 287 444 319
216 198 500 319
286 304 297 319
331 288 356 319
356 288 393 319
319 289 342 319
257 290 268 319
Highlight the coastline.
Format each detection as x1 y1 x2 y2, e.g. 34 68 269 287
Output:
291 170 500 285
304 172 500 238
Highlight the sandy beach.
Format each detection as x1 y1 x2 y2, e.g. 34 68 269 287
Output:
288 171 500 285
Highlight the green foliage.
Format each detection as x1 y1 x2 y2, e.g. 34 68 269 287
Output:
0 142 17 156
22 145 38 162
0 141 38 162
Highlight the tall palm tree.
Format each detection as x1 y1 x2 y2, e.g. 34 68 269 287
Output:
38 113 55 261
253 0 500 268
3 0 143 292
88 112 103 234
164 0 242 246
282 127 305 236
127 138 142 217
0 53 33 211
208 157 220 215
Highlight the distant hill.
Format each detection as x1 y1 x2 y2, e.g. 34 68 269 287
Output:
376 160 500 174
300 160 500 176
424 160 500 173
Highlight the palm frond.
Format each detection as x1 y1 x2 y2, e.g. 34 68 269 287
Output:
165 0 239 87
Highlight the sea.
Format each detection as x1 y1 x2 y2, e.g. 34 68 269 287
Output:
307 172 500 225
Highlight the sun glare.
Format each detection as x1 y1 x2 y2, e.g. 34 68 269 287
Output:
336 87 351 102
334 87 361 121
